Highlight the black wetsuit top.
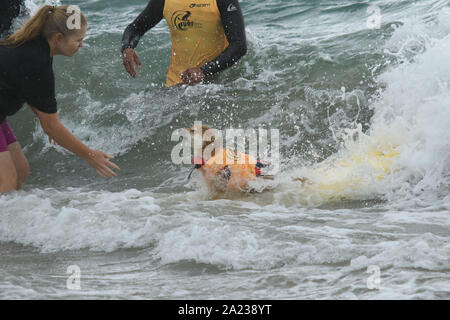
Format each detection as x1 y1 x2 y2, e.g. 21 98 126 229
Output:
0 36 57 123
122 0 247 77
0 0 24 36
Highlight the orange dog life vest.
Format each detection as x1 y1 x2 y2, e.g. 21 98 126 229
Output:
198 148 259 192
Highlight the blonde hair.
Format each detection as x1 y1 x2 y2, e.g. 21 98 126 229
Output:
1 5 87 47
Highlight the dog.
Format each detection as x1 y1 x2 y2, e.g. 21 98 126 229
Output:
187 124 279 193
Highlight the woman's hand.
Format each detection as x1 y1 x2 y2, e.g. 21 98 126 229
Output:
122 48 142 78
31 106 121 179
181 67 205 85
85 149 120 178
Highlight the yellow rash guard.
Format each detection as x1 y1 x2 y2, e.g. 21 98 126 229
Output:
122 0 247 87
163 0 229 86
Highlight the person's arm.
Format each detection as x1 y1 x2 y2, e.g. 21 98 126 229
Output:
121 0 165 77
202 0 247 76
181 0 247 84
121 0 165 52
31 107 120 178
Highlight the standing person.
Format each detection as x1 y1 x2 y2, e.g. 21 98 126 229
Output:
0 5 120 193
122 0 247 86
0 0 25 37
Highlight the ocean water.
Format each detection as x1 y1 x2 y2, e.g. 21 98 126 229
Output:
1 0 449 299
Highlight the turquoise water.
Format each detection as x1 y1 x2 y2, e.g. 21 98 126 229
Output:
0 0 449 299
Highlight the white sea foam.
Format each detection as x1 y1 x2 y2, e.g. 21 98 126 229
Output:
0 189 161 252
267 7 450 206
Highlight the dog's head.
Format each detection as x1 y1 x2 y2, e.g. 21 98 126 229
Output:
188 124 217 156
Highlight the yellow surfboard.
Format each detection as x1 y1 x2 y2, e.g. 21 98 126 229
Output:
295 143 400 202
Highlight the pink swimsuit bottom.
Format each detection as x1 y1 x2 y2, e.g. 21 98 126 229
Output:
0 120 17 153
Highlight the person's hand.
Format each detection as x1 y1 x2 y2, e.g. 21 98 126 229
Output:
181 67 205 85
85 149 120 178
122 48 142 78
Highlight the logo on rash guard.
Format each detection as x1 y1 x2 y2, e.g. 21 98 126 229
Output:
227 4 237 12
189 3 211 8
171 10 202 31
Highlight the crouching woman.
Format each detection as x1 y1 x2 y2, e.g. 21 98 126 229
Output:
0 5 119 193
